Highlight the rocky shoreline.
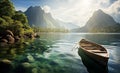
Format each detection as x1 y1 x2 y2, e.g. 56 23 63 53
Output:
0 30 40 46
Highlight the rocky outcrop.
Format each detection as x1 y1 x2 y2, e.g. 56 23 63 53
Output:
0 59 13 73
0 30 15 44
6 35 15 44
0 39 8 43
0 30 37 45
15 62 33 73
14 36 20 42
5 30 14 37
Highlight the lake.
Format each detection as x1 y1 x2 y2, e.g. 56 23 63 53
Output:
0 33 120 73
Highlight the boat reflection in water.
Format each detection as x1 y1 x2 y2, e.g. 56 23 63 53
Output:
78 48 108 73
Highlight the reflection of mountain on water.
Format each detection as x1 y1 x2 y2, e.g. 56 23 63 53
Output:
84 34 120 46
78 48 108 73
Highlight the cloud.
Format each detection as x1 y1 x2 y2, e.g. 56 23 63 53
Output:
15 7 27 11
42 5 51 13
12 0 120 26
109 0 118 4
50 0 104 26
44 0 120 27
105 0 120 23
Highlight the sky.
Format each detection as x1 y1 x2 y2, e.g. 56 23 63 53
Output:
11 0 120 27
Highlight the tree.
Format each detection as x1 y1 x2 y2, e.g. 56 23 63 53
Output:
12 11 28 24
0 17 8 29
0 0 15 17
2 16 13 25
9 21 24 36
0 0 34 37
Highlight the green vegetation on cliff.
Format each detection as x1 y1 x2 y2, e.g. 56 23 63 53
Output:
0 0 33 37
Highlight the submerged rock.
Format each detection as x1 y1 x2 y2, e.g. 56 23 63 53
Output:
23 42 30 45
27 54 35 62
15 62 32 73
22 62 32 68
32 68 38 73
0 59 13 73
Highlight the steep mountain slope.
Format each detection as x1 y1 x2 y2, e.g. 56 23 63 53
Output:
24 6 63 29
25 6 79 30
72 9 120 33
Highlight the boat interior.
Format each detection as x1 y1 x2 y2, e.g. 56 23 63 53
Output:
80 44 108 57
80 40 108 57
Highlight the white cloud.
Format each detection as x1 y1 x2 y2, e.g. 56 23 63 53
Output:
44 0 120 26
50 0 105 27
105 0 120 23
15 7 27 11
42 5 51 13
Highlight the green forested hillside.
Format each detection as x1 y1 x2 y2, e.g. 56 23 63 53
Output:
0 0 34 36
0 0 34 44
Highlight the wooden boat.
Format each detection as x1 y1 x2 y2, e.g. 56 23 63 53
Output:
79 39 109 66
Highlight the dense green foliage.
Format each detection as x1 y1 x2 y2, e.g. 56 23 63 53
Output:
0 0 15 17
12 11 28 25
33 27 69 32
0 0 33 36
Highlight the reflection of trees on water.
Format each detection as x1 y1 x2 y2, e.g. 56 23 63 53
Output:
0 36 76 73
0 38 52 60
78 48 108 73
0 39 30 60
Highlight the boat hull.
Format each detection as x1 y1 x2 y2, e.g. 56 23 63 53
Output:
79 39 109 66
78 49 108 73
80 47 108 66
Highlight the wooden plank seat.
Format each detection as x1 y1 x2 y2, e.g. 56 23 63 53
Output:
87 50 107 53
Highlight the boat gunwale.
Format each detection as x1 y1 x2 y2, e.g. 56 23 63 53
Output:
79 39 109 59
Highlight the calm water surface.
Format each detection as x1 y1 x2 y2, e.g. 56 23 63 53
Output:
38 33 120 73
1 33 120 73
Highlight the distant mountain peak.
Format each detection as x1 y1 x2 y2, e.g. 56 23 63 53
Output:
86 9 116 27
93 9 105 16
72 9 120 33
25 6 64 28
26 6 42 12
96 9 103 13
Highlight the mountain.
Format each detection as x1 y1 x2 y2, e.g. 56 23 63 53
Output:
56 20 80 30
25 6 56 28
25 6 79 31
72 9 120 33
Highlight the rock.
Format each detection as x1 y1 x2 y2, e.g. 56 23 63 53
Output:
0 42 7 47
6 35 15 44
21 62 32 68
5 30 14 37
32 68 38 73
24 33 35 39
28 34 34 39
23 42 30 45
0 39 8 43
15 62 32 73
0 39 8 46
49 61 58 66
14 36 20 42
0 59 13 73
34 33 40 38
27 54 35 62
